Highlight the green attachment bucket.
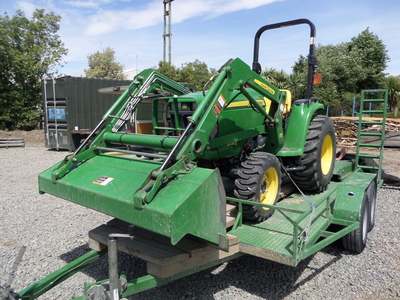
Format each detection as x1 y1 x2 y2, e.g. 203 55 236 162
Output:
38 153 227 247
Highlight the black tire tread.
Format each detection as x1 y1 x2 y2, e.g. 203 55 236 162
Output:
366 179 377 232
288 115 336 193
342 194 368 253
234 152 281 222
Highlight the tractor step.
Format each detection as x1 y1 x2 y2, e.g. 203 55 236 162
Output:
88 218 240 278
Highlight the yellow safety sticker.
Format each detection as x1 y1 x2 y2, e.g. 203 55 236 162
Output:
93 176 114 186
254 79 276 95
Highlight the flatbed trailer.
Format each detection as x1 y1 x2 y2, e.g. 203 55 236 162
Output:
5 157 379 300
1 16 389 299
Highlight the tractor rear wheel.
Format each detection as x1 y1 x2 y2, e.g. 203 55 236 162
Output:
342 192 369 253
234 152 281 222
288 115 336 193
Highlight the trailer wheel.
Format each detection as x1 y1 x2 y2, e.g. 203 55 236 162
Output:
288 115 336 193
342 193 369 253
234 152 281 222
366 179 377 232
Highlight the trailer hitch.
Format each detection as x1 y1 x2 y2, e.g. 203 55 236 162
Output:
85 228 134 300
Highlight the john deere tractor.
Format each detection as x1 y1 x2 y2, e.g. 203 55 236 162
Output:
39 19 336 248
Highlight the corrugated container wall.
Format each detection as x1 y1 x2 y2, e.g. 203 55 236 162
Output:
42 76 132 151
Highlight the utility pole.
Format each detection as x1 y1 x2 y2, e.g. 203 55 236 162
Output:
163 0 173 63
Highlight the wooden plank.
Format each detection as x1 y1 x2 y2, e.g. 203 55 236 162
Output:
225 204 237 228
88 219 241 278
147 235 240 278
106 219 207 255
88 237 107 252
88 224 190 265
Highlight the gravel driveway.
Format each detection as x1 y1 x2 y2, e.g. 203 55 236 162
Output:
1 146 399 299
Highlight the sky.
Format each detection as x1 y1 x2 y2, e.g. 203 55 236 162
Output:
1 0 399 78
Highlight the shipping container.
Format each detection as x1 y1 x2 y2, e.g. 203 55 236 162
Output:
42 76 132 151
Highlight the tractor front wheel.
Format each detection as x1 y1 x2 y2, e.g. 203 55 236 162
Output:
288 115 336 193
234 152 281 222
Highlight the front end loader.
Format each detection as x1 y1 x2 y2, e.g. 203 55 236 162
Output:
38 19 335 249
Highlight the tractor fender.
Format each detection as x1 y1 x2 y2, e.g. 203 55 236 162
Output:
276 99 324 157
332 172 376 222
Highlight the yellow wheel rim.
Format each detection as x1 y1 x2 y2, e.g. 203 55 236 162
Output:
260 167 279 210
321 134 333 175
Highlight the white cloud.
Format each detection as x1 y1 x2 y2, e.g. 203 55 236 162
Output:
62 0 128 9
63 1 98 9
84 1 162 35
84 0 283 36
16 0 39 16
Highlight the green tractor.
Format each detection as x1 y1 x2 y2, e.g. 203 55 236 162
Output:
39 19 336 248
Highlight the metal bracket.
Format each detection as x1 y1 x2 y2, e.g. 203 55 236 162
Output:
85 277 127 300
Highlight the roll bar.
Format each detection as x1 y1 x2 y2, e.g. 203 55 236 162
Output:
252 19 317 99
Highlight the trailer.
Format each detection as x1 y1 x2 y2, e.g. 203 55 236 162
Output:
1 19 389 300
2 148 383 300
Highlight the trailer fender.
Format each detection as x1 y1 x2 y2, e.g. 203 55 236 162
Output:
276 99 324 157
332 173 376 222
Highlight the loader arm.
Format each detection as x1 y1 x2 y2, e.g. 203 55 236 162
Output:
176 57 286 162
39 58 287 247
133 58 286 206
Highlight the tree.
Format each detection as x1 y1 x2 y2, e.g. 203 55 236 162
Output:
178 59 216 91
292 29 389 114
155 61 179 81
0 9 68 130
155 59 217 91
386 76 400 113
349 28 389 91
84 47 126 79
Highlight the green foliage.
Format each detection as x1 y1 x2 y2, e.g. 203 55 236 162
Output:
260 68 308 100
262 68 288 89
156 61 179 80
155 59 217 91
84 47 126 79
155 28 390 118
178 60 212 91
0 9 68 130
386 76 400 111
292 28 389 115
349 29 388 90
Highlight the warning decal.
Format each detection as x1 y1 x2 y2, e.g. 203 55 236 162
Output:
93 176 114 186
212 94 226 117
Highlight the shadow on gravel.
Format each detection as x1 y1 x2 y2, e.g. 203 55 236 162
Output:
58 244 343 299
59 244 149 283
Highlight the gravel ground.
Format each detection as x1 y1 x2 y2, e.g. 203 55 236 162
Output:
1 144 399 300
